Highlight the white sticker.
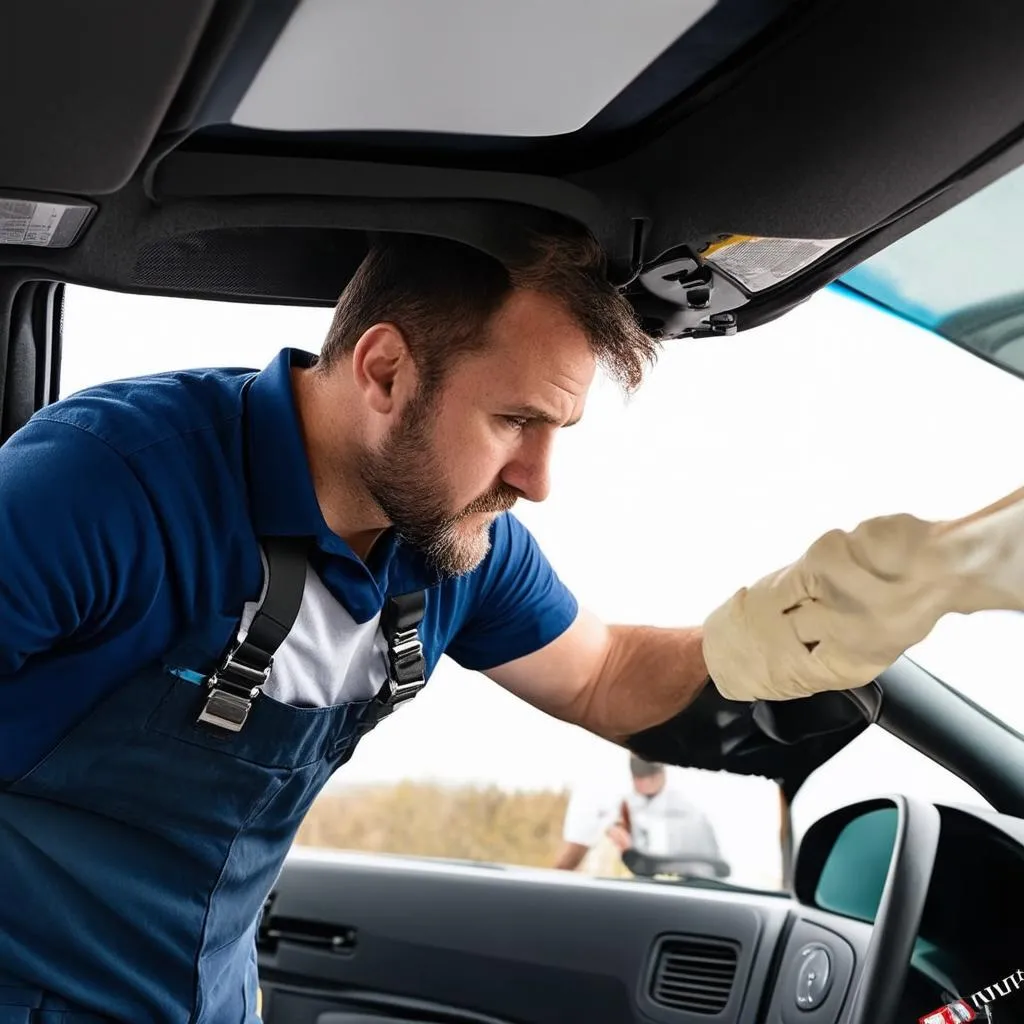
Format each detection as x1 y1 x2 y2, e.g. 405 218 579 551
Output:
702 234 846 292
0 199 90 247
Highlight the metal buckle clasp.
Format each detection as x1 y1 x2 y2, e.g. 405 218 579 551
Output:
197 648 272 733
380 627 426 708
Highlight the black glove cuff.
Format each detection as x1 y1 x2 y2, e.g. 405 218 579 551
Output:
624 678 725 771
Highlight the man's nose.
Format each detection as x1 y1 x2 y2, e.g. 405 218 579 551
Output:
502 435 552 503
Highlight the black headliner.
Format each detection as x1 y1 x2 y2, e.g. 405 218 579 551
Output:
4 0 1024 335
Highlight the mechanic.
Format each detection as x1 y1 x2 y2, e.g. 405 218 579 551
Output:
2 227 1023 1024
554 755 723 875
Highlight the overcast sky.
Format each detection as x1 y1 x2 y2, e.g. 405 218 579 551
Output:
60 283 1024 888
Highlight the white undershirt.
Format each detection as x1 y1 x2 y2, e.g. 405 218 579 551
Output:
238 560 392 709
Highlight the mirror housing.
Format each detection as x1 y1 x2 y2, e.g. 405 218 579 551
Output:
793 797 900 922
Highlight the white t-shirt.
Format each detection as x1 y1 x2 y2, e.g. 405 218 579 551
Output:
562 773 722 861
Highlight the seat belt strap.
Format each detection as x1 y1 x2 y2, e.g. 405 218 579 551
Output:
198 537 309 733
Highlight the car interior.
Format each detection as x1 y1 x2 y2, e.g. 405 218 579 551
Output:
6 2 1024 1023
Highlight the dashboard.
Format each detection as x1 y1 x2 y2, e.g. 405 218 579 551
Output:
256 801 1024 1024
900 805 1024 1022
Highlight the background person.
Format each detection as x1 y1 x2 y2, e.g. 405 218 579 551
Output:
554 755 724 875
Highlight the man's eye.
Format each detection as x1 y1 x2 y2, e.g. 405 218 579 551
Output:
502 416 529 430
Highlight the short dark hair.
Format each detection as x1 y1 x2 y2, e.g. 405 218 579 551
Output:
630 755 665 779
317 228 657 396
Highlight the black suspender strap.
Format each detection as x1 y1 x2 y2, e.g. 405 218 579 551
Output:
197 537 309 733
202 380 429 734
197 537 429 734
242 540 311 657
373 591 427 718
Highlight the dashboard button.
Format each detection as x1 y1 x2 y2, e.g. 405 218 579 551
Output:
795 943 833 1010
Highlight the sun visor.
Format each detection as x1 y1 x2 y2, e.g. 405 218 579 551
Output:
230 0 716 137
0 0 218 195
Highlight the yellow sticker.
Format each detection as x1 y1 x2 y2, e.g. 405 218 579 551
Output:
701 234 758 258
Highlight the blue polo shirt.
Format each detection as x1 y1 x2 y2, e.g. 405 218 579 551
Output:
0 348 578 780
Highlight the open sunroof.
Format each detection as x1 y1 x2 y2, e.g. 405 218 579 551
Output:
193 0 795 161
232 0 715 137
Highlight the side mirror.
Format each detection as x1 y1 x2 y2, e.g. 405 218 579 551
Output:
793 798 904 923
790 796 941 1024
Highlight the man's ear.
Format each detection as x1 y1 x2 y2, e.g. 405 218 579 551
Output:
350 323 419 416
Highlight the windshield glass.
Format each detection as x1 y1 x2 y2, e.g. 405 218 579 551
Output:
906 614 1024 740
839 159 1024 734
58 210 1024 893
60 286 789 891
841 161 1024 376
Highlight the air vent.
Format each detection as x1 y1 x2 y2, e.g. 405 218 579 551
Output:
649 935 739 1014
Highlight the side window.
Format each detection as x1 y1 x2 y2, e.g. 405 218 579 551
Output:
60 286 331 397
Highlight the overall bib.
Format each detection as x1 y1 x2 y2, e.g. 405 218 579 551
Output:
0 535 426 1024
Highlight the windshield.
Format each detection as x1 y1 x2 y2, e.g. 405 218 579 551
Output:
61 273 1020 893
839 159 1024 734
60 286 791 891
58 164 1024 890
905 614 1024 740
841 161 1024 377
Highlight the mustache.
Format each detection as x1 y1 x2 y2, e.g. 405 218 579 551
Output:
459 485 521 518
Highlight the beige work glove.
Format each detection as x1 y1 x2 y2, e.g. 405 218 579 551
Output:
703 484 1024 702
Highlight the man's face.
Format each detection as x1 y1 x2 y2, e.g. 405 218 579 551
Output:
633 772 666 798
359 289 596 577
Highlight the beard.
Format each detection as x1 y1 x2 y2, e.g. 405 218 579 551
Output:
357 392 519 577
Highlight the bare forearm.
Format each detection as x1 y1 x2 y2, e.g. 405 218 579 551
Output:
553 842 588 871
576 624 709 742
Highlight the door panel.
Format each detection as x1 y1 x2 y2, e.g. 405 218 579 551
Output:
257 849 788 1024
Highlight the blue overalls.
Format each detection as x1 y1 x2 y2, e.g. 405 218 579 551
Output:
0 535 427 1023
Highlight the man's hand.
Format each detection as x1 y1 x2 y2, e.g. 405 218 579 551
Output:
606 798 633 852
606 823 633 852
704 483 1024 702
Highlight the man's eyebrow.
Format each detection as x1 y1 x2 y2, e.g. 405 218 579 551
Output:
509 405 583 428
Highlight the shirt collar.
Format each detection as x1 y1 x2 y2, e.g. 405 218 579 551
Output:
245 348 339 546
244 348 441 591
